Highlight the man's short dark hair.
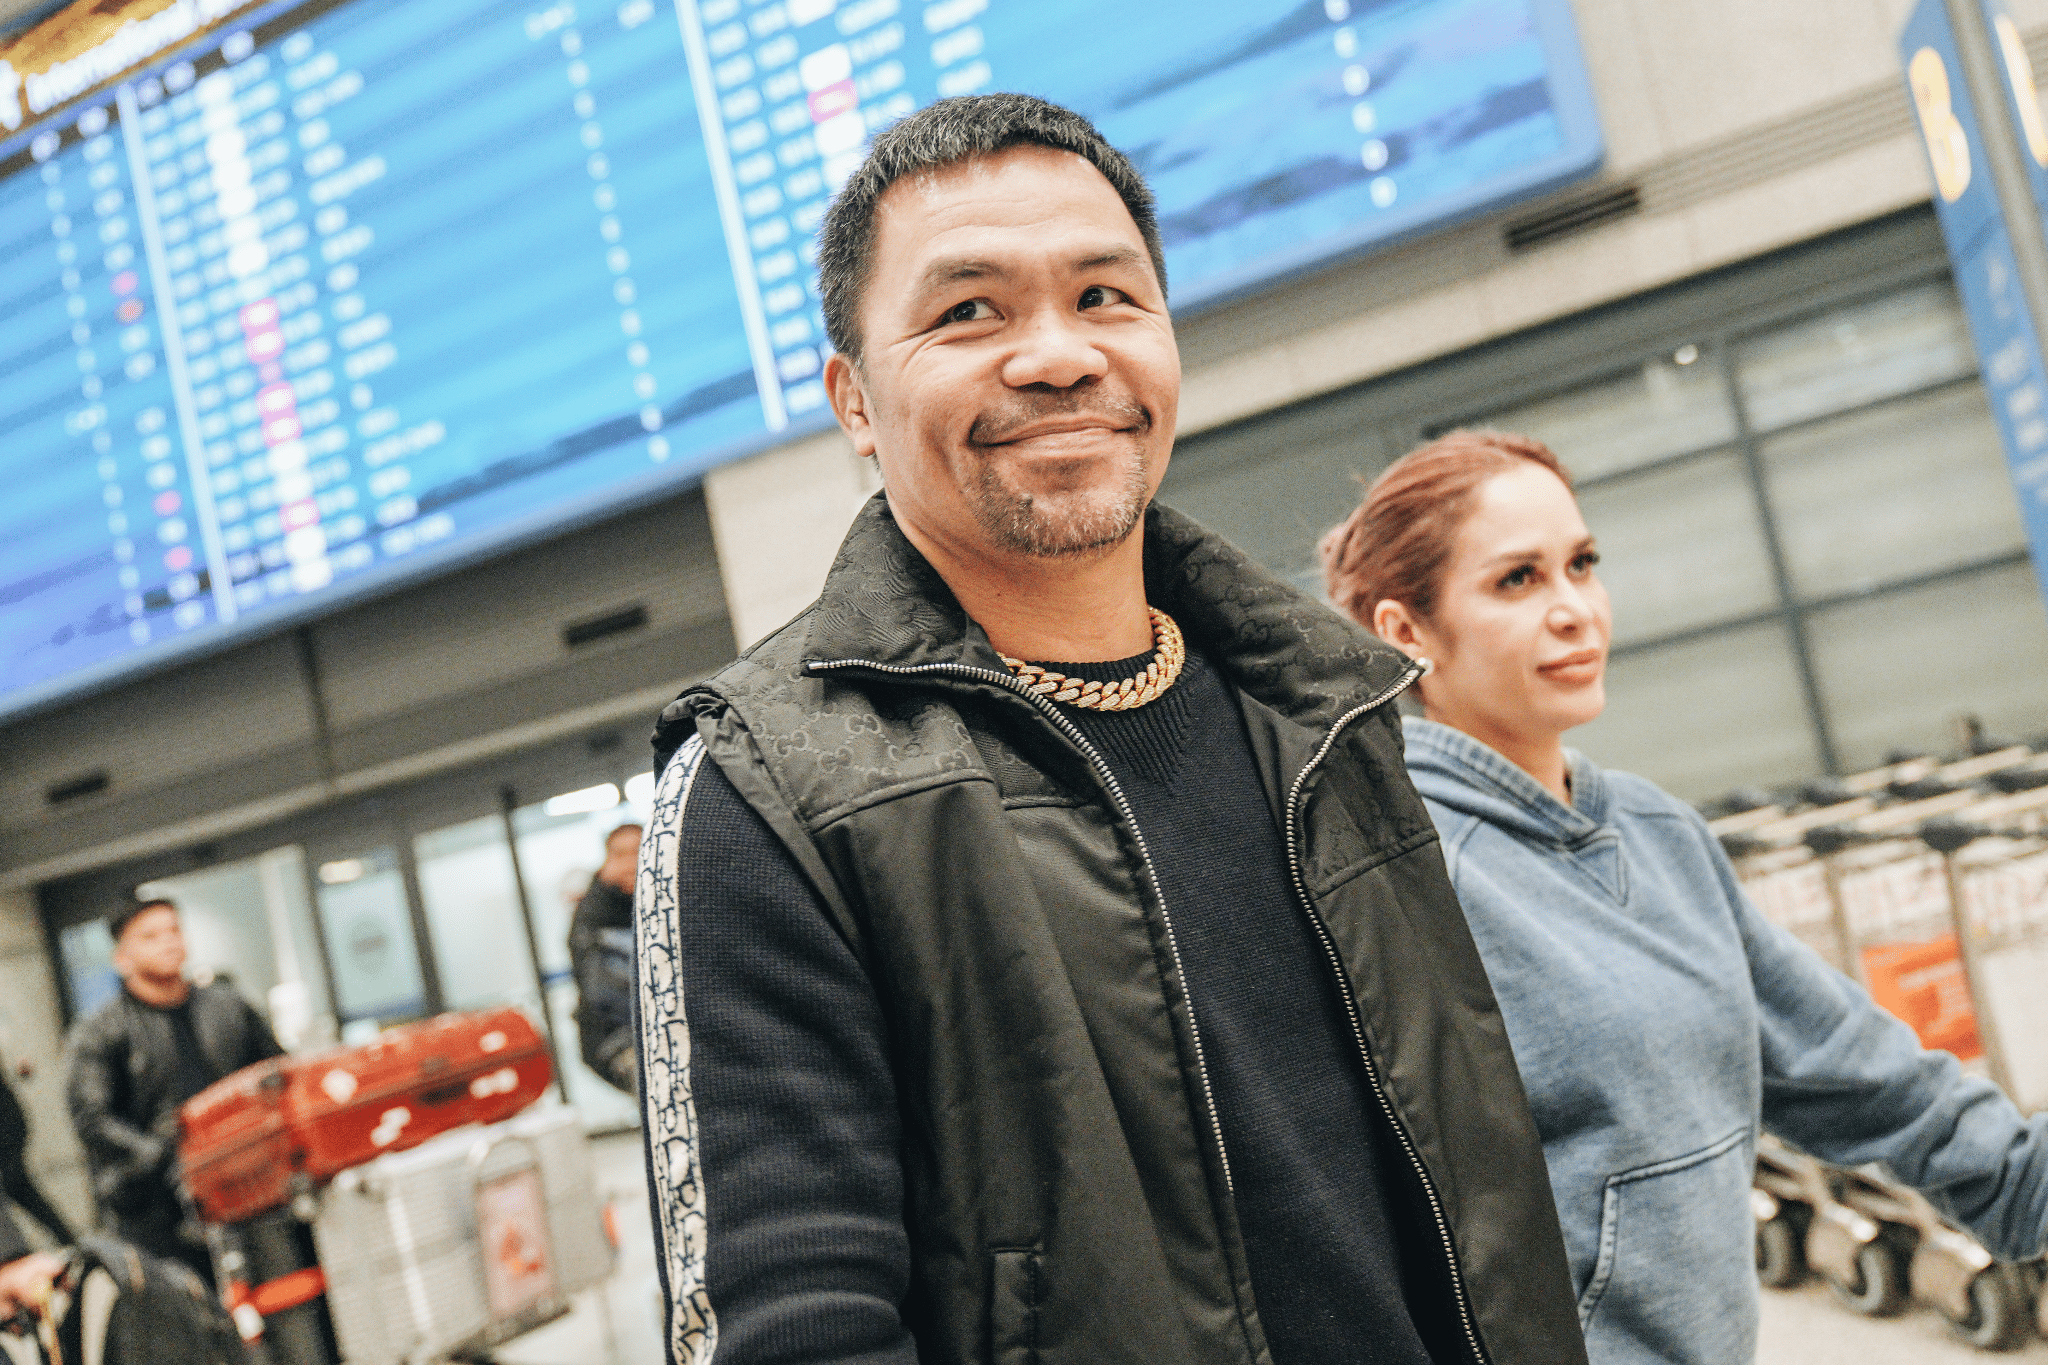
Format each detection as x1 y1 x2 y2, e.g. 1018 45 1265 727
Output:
817 93 1166 366
109 897 175 942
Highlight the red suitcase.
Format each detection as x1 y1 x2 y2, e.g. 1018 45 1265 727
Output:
181 1006 553 1224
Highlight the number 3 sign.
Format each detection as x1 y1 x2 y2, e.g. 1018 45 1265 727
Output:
1910 45 1975 202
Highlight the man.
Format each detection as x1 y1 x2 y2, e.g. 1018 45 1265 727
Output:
636 95 1586 1364
569 822 643 1091
1 1048 72 1249
65 899 280 1284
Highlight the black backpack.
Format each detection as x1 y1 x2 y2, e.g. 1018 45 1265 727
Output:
36 1236 246 1365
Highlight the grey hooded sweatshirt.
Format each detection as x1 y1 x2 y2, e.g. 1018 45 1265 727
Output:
1403 716 2048 1365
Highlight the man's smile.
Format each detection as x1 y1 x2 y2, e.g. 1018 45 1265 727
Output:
975 418 1141 452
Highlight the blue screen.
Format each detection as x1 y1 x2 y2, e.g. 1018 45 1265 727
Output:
0 0 1600 716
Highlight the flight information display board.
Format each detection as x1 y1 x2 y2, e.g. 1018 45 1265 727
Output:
1 0 1601 717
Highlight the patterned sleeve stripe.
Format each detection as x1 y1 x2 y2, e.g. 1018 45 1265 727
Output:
636 733 717 1365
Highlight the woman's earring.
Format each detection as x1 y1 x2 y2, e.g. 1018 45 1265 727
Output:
1415 656 1435 676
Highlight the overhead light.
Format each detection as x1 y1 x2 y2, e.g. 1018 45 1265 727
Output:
1672 343 1701 366
318 859 364 885
623 772 656 806
544 782 621 817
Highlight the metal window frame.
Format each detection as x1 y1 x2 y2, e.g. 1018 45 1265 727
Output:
1167 205 2028 783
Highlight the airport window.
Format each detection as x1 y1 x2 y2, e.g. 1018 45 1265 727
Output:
1731 282 1978 433
311 845 429 1026
417 806 642 1131
1166 216 2048 800
1479 353 1736 482
1756 384 2021 599
1585 621 1822 803
1803 563 2048 771
1571 450 1777 644
1484 278 2042 791
415 816 542 1015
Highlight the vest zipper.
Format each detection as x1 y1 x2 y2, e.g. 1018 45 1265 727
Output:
1280 658 1491 1365
806 656 1236 1196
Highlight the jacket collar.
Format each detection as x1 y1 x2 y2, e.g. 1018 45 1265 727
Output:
800 493 1415 733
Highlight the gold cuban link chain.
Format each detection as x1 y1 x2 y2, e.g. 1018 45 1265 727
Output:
1001 607 1186 711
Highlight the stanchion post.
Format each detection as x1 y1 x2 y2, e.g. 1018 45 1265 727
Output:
1936 838 2019 1098
500 784 573 1105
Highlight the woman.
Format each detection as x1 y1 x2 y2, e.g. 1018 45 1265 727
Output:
1320 429 2048 1365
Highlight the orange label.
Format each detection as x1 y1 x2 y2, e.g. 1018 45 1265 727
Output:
1862 936 1982 1060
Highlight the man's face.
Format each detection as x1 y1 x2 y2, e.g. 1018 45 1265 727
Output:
825 146 1180 563
599 826 641 891
114 905 186 983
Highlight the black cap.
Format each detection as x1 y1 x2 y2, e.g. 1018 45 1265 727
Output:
107 898 175 942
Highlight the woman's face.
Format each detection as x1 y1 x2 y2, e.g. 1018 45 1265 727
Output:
1389 464 1611 747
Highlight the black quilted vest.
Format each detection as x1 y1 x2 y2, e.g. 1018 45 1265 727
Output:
652 497 1587 1365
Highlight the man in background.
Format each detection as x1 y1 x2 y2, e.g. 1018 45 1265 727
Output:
64 899 280 1284
568 823 642 1092
0 1048 71 1249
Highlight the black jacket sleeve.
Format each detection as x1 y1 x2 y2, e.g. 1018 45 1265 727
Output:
231 990 284 1070
571 882 639 1088
642 747 915 1365
63 1007 167 1211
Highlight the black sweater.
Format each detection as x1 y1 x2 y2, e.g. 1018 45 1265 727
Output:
670 648 1434 1363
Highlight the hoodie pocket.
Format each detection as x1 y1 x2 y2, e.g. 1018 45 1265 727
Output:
1579 1126 1756 1363
989 1248 1042 1365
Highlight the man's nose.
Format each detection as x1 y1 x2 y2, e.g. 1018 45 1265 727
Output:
1000 305 1109 390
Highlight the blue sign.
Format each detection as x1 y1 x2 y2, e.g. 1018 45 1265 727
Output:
1 0 1604 717
1902 0 2048 608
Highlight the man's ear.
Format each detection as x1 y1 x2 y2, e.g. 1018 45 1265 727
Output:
825 352 877 458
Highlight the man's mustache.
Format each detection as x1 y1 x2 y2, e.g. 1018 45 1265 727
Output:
968 391 1151 447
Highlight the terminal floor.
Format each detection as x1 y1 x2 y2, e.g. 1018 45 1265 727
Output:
1758 1279 2048 1362
391 1127 2048 1365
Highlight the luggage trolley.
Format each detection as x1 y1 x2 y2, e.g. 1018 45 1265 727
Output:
1715 791 1884 976
1724 751 2048 1348
1916 783 2048 1112
178 1007 615 1365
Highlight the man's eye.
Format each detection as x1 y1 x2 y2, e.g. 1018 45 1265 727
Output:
942 299 995 325
1078 285 1128 310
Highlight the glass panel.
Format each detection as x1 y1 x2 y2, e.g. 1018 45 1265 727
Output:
1761 383 2024 599
1473 353 1736 482
58 921 120 1021
314 847 428 1025
1735 282 1975 432
1576 451 1778 645
414 817 541 1014
136 846 333 1049
511 796 645 1133
1571 621 1820 802
1807 562 2048 771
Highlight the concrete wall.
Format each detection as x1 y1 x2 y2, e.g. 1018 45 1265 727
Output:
706 0 2048 644
1 490 733 888
0 887 91 1241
